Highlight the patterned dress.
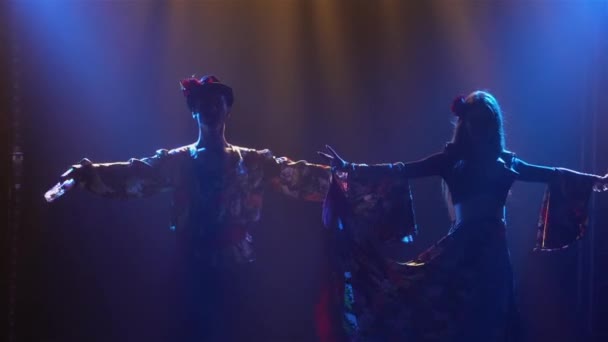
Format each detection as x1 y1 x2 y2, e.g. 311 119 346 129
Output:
79 143 330 340
323 144 595 341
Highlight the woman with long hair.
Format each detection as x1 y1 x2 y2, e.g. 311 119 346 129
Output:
319 91 608 341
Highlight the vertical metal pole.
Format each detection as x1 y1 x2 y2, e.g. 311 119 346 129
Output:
589 3 608 336
7 3 22 341
582 3 607 337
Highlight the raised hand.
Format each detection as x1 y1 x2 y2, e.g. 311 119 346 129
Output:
61 158 94 183
317 145 350 171
45 158 96 202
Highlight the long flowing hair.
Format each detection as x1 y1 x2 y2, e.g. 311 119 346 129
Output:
443 91 507 221
450 90 506 160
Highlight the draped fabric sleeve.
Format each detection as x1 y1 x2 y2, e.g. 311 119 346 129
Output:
534 167 595 251
509 155 599 251
261 149 331 202
323 163 418 244
80 145 192 199
322 151 449 242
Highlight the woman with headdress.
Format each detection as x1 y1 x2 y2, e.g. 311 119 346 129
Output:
319 91 608 341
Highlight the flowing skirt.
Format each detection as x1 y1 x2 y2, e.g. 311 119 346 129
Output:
338 218 521 341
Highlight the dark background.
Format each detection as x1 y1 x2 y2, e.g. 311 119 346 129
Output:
3 1 608 341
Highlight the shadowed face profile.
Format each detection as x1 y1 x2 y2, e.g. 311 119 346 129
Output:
464 104 497 145
181 75 234 129
192 92 230 128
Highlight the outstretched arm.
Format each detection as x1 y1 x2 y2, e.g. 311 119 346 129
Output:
349 153 447 178
66 147 191 199
318 145 447 179
520 155 608 251
262 150 331 202
512 157 606 184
